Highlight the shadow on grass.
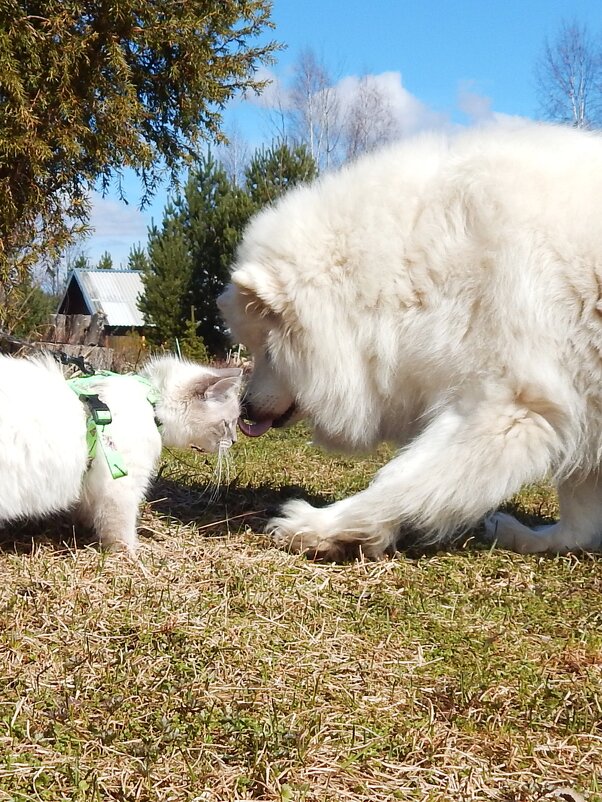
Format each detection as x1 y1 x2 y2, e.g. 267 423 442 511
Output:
147 476 332 534
3 482 600 562
0 515 95 555
0 478 332 555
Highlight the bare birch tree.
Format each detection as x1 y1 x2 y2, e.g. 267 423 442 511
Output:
342 75 400 160
536 19 602 128
287 49 342 169
218 123 251 187
262 49 404 169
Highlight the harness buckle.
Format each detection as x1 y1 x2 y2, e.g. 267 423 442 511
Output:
80 394 112 426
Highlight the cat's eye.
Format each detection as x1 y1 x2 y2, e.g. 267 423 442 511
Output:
221 419 236 443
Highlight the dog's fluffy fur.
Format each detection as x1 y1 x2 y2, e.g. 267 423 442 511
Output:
219 122 602 559
0 355 241 551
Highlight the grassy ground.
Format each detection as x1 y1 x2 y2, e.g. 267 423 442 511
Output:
0 425 600 802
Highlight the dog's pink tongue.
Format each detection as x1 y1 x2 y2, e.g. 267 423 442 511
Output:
238 418 273 437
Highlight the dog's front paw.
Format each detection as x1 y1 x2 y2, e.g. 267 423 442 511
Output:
267 499 332 556
484 512 540 554
267 499 388 561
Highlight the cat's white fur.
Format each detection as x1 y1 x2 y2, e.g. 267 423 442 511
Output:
0 354 241 551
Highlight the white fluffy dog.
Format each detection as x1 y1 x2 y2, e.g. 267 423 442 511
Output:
219 122 602 560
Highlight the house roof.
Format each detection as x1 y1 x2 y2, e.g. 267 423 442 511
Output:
59 269 146 327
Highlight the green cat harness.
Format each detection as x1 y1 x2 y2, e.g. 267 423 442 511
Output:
67 372 161 480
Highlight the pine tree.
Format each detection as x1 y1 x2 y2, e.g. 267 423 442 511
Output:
186 154 256 354
96 251 113 270
127 244 148 272
140 143 318 356
12 280 58 339
71 254 91 271
244 141 318 207
179 308 210 363
139 205 193 346
142 153 254 355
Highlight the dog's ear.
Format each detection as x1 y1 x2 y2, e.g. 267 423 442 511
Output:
227 264 287 318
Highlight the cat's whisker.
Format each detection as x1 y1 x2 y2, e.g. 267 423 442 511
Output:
206 441 236 503
208 441 233 502
209 460 222 502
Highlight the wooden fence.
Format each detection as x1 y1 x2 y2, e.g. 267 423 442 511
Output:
0 314 114 371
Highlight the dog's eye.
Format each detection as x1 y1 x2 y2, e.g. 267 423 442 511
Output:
265 348 272 364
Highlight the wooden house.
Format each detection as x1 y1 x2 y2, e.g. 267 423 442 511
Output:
57 269 146 335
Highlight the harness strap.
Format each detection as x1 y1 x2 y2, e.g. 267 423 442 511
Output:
67 372 161 481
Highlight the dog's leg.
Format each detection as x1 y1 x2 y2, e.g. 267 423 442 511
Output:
269 395 563 560
485 470 602 553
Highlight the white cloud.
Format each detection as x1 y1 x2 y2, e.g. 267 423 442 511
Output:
85 193 150 267
245 64 450 137
88 193 148 239
245 67 450 158
456 82 531 130
243 66 291 110
491 111 532 128
336 71 449 136
457 81 494 124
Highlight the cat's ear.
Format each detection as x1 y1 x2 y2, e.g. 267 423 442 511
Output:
212 367 244 380
190 369 242 401
204 373 242 401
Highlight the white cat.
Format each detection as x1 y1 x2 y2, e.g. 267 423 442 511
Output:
0 354 242 551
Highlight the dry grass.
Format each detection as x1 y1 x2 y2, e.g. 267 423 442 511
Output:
0 425 601 801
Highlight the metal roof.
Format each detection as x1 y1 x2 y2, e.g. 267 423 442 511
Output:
61 269 146 327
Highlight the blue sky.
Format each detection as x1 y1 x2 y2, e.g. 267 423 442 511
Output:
84 0 602 267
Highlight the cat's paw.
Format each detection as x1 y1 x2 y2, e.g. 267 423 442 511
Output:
99 534 139 555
